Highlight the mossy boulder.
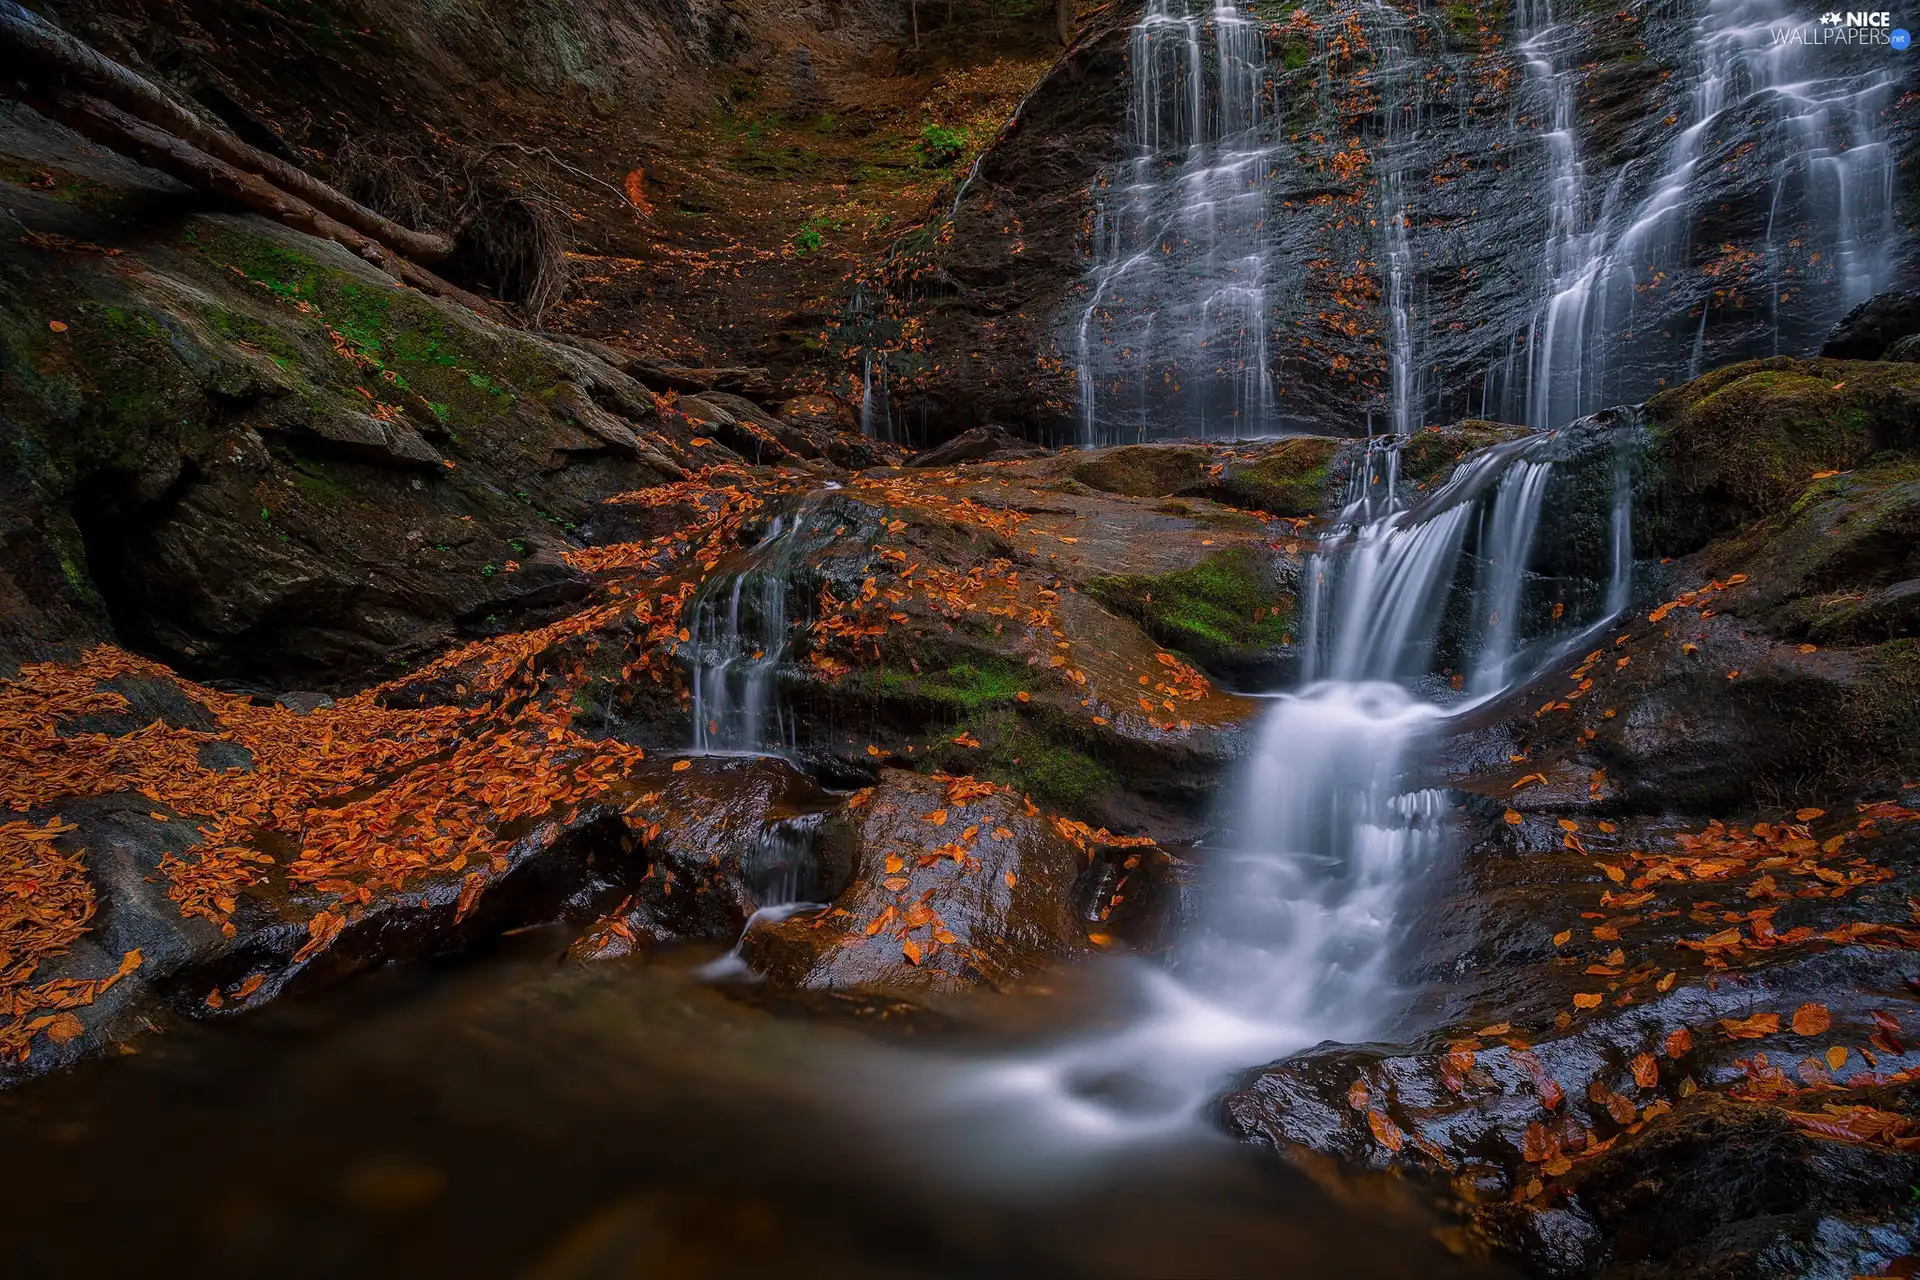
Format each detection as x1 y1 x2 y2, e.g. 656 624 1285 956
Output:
0 157 711 684
1069 444 1211 497
1210 435 1343 516
1643 356 1920 553
1088 547 1294 684
1391 421 1533 494
1699 461 1920 645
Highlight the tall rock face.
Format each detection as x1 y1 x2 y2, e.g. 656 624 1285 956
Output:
834 7 1142 447
879 0 1917 447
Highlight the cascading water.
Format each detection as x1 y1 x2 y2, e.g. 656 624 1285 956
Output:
1488 0 1901 428
685 499 822 754
1364 0 1427 440
915 424 1636 1163
1073 1 1283 445
700 813 830 981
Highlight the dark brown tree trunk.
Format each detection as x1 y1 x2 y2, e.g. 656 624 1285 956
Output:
29 88 506 322
1056 0 1075 44
0 0 457 264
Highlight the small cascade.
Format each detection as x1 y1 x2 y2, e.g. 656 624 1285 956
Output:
685 499 821 755
700 813 829 981
1073 1 1283 446
1490 0 1901 427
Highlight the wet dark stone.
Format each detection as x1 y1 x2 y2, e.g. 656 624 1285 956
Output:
1821 290 1920 361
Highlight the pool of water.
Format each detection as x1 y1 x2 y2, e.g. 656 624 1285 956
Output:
0 931 1504 1278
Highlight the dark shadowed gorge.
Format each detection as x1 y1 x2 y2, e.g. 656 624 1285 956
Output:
1 1 1918 1276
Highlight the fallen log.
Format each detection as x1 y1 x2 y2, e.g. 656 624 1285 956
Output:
29 88 506 323
0 0 457 264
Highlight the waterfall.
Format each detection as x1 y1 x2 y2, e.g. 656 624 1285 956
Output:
917 425 1636 1160
1365 0 1427 438
685 500 820 754
1073 1 1282 446
701 813 830 981
1492 0 1901 428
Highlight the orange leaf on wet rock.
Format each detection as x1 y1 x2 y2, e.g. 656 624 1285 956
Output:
1720 1012 1780 1039
1347 1078 1369 1111
1366 1108 1402 1152
1791 1003 1831 1036
1631 1053 1658 1088
1665 1026 1693 1058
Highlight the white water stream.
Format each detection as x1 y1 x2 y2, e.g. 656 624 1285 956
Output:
1074 0 1283 445
894 424 1634 1169
1490 0 1901 426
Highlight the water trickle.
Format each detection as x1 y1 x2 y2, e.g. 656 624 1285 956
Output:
1074 1 1283 446
1492 0 1901 428
701 812 830 981
685 500 820 755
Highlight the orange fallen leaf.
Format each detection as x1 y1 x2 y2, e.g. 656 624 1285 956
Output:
1366 1108 1402 1152
1794 807 1825 821
1631 1053 1658 1088
671 759 691 772
44 1012 83 1044
1665 1026 1692 1057
902 939 923 965
1573 993 1603 1009
47 320 68 332
1825 1045 1848 1071
1347 1078 1369 1110
1791 1003 1831 1036
232 973 265 1000
1720 1012 1780 1039
1004 870 1017 889
1553 930 1571 946
1504 809 1523 825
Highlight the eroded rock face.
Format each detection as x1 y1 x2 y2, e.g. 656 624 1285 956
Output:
881 0 1919 446
0 135 683 683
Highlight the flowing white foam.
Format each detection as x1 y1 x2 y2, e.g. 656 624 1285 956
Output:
889 427 1634 1169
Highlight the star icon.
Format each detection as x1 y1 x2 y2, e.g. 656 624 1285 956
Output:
1819 11 1842 22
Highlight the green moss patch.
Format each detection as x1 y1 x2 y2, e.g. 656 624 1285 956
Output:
1088 547 1293 668
878 660 1028 712
1645 356 1920 552
1210 436 1341 516
925 706 1116 817
182 220 537 428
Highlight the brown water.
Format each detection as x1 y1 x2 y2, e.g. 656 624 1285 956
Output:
0 933 1506 1278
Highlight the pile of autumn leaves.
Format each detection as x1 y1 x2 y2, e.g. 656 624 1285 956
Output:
0 469 780 1064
